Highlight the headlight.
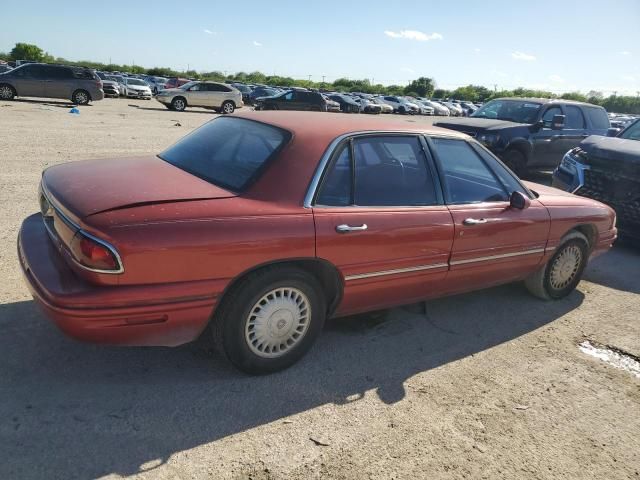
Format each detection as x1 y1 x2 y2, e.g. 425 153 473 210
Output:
560 152 578 172
478 133 499 146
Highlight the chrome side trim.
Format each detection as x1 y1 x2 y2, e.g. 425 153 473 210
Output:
450 248 545 266
344 262 448 281
40 182 125 274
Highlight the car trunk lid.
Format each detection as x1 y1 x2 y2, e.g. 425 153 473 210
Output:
42 155 236 219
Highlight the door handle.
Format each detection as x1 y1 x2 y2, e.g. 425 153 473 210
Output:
463 218 488 226
336 224 368 233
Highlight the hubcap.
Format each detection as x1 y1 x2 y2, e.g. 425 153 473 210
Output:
75 92 88 104
175 99 184 110
224 103 233 113
549 245 582 290
0 86 13 99
245 287 310 358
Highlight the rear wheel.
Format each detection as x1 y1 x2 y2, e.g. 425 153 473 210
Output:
171 97 186 111
503 149 527 177
524 231 589 300
0 84 16 100
221 100 235 114
72 89 90 105
211 267 326 374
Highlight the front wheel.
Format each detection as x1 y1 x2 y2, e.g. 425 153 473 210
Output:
221 100 235 114
524 231 589 300
503 149 527 177
0 84 16 100
72 89 90 105
171 97 186 111
212 267 326 374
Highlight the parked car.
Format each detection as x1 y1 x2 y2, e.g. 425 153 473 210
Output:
164 77 191 89
123 77 152 99
434 98 611 175
109 74 127 96
380 95 419 114
369 97 394 114
323 95 341 113
19 111 616 374
355 97 382 114
232 83 253 104
0 63 104 104
96 72 120 98
552 118 640 242
409 98 435 115
146 76 168 95
254 90 329 111
442 101 464 116
248 86 282 105
0 65 12 74
328 94 360 113
156 81 243 113
418 98 450 116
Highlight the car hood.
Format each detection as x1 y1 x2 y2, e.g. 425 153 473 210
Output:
102 80 118 87
580 135 640 165
127 84 150 90
42 155 236 219
434 118 524 132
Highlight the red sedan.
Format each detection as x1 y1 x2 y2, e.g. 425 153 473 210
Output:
18 112 617 374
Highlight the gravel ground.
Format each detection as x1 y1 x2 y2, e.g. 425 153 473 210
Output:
0 98 638 480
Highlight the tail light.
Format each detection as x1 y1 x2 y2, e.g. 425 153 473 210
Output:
69 232 122 272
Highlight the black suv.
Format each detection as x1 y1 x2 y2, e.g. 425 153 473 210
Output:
434 98 610 174
0 63 104 104
552 118 640 242
254 90 328 111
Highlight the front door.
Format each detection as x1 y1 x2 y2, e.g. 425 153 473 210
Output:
427 137 550 295
185 83 211 107
312 135 454 316
13 64 46 97
530 105 567 168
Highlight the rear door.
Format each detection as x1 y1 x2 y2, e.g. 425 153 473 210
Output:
530 105 565 167
558 105 590 156
42 66 73 100
313 135 454 316
427 137 550 295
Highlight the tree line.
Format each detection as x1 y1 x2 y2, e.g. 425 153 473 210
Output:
2 42 639 114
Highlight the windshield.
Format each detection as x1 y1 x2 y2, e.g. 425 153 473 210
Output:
620 120 640 141
179 81 198 90
126 78 147 86
159 117 290 192
472 99 541 123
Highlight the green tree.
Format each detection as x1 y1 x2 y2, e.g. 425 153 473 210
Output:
10 42 46 61
404 77 435 97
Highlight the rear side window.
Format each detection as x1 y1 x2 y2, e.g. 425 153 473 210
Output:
71 68 95 80
430 138 509 204
316 136 437 207
159 117 290 191
585 107 610 130
565 106 586 129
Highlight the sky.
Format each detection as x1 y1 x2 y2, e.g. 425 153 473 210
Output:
2 0 639 95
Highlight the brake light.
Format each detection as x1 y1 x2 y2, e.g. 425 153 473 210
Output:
69 232 121 272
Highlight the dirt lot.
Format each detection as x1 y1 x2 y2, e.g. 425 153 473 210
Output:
0 98 638 480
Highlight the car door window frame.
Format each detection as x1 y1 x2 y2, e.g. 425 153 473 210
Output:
563 105 586 129
310 133 444 208
425 135 519 205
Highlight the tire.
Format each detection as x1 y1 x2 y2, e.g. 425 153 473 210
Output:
0 84 16 100
72 89 91 105
211 266 326 374
221 100 235 114
171 97 187 111
399 106 406 115
524 231 589 300
503 149 527 177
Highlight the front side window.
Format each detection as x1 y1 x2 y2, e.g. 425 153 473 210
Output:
565 106 586 129
472 99 541 123
315 136 437 207
541 106 562 128
159 117 290 192
430 138 509 204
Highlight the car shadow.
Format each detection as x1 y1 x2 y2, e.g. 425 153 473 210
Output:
0 283 583 479
11 98 92 108
583 244 640 294
129 104 218 115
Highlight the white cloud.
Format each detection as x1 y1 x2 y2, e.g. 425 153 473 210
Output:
511 51 536 61
384 30 443 41
491 70 508 78
253 40 263 47
548 74 565 83
474 48 481 53
621 75 636 82
619 51 631 56
203 29 216 35
401 67 415 73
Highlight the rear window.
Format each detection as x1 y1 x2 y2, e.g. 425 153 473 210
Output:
585 107 610 130
158 117 290 191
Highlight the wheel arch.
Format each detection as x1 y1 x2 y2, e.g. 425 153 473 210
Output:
215 257 344 319
72 88 92 101
568 224 597 252
504 138 533 162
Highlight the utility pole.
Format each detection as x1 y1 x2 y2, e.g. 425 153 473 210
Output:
493 83 497 92
613 90 618 97
308 75 312 82
322 75 326 84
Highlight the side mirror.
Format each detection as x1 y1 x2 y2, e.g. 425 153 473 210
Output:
606 127 620 137
552 114 565 130
510 191 531 210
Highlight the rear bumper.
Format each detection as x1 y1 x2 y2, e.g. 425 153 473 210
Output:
18 214 217 347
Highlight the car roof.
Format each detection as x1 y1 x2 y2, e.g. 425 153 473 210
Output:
234 110 466 139
493 97 601 107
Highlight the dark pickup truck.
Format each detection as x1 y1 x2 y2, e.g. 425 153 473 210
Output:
434 98 611 175
552 118 640 243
